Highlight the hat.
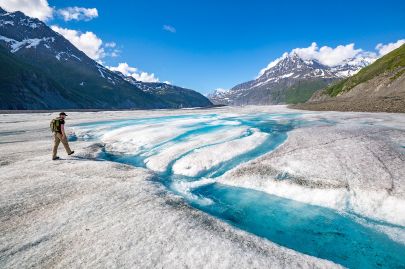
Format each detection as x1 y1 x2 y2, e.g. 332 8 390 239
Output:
59 112 68 116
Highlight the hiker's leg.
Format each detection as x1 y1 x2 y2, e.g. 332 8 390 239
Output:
58 133 73 154
52 134 60 159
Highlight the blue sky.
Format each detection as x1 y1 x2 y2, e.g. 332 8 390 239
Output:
3 0 405 94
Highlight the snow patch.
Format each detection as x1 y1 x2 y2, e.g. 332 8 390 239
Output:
98 67 105 78
0 36 55 53
0 20 14 26
0 35 14 43
70 54 82 61
280 72 294 78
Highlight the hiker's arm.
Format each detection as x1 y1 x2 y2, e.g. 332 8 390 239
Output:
61 124 66 138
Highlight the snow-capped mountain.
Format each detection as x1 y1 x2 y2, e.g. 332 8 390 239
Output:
0 8 97 67
329 57 374 77
0 7 211 109
208 52 373 105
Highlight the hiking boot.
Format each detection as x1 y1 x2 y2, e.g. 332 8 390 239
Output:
53 156 60 160
68 151 75 155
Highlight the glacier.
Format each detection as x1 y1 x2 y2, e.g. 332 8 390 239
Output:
1 106 404 268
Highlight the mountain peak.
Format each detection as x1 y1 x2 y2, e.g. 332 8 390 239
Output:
258 51 327 81
288 52 302 60
208 50 374 106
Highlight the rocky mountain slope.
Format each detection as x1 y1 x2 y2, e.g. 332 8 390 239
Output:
114 72 213 108
295 44 405 113
208 52 372 105
0 8 212 109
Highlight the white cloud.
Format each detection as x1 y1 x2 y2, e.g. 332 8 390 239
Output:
291 42 363 66
105 42 116 48
51 25 105 61
108 62 160 83
135 72 159 83
376 39 405 56
163 25 176 33
58 7 98 21
109 62 136 75
0 0 53 20
0 0 99 23
258 40 403 77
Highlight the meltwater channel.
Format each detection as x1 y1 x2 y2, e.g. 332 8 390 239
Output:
72 113 405 269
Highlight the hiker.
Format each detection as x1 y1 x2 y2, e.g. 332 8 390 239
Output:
51 112 74 160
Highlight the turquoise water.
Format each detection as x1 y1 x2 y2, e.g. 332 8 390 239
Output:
75 113 405 269
193 184 405 269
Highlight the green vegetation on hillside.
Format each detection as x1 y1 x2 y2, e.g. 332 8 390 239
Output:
325 44 405 97
0 45 211 109
0 46 68 109
285 80 330 104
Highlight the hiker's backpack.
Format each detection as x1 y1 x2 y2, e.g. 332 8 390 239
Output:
50 118 60 133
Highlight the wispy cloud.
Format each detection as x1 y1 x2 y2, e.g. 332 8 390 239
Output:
58 7 98 21
109 49 120 58
163 25 176 33
104 42 120 57
105 42 116 48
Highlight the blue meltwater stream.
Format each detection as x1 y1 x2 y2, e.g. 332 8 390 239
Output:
73 113 405 269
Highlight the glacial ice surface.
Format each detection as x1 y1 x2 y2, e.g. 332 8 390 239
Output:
71 107 405 269
1 108 344 269
2 106 405 269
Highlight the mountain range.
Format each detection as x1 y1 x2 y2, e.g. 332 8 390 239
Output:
208 52 373 105
0 7 212 110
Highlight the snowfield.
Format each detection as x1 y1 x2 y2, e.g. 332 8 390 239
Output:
1 106 404 268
